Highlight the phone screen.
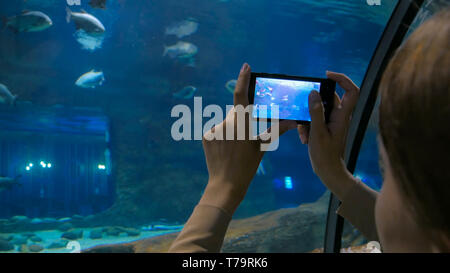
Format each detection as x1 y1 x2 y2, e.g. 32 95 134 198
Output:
252 77 321 121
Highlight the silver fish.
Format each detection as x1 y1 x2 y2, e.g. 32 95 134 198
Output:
75 70 105 88
165 18 199 39
66 7 105 34
0 83 18 105
163 41 198 59
2 10 52 33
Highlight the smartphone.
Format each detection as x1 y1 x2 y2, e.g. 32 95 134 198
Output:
248 73 336 124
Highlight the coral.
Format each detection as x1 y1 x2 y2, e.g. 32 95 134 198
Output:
61 230 83 240
0 238 14 251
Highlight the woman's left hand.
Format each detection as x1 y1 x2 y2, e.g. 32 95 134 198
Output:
199 63 297 215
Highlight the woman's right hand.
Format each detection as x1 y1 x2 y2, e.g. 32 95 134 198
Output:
298 71 360 200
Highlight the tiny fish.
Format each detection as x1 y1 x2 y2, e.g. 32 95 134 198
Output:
225 79 237 94
89 0 107 10
0 83 18 105
165 18 199 39
173 86 197 99
75 70 105 88
66 7 105 34
2 10 52 33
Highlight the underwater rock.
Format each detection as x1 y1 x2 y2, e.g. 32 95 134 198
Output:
72 215 84 221
47 240 68 249
61 230 83 240
28 244 44 253
21 232 36 238
89 229 103 240
124 228 140 237
10 236 28 245
104 226 122 236
29 236 43 243
84 215 95 222
11 216 29 223
85 192 334 253
30 218 43 224
0 239 14 251
58 222 74 232
42 218 57 224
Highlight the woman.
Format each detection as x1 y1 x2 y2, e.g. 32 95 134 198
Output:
168 8 449 253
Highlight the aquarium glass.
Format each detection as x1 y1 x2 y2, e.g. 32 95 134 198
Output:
341 0 449 251
0 0 398 253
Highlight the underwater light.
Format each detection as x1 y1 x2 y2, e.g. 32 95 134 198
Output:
26 166 31 171
47 163 52 168
28 163 33 167
284 176 293 190
98 164 106 170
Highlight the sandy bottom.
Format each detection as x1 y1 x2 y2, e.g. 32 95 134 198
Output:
1 226 183 253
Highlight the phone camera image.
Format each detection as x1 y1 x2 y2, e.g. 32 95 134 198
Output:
252 77 321 122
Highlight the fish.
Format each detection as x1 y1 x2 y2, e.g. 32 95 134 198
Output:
89 0 107 10
165 18 199 39
0 175 22 192
66 7 105 34
74 29 105 51
2 10 52 33
0 83 18 105
173 86 197 99
163 41 198 67
75 70 105 88
163 41 198 59
225 79 237 94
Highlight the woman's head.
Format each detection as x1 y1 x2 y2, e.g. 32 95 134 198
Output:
376 8 450 252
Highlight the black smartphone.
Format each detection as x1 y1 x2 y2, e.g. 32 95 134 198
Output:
248 73 335 124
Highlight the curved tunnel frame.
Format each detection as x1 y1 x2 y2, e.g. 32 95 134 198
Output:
323 0 425 253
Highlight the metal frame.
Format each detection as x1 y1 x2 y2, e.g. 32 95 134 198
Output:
323 0 425 253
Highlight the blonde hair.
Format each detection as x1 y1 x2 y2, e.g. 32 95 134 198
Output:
379 8 450 250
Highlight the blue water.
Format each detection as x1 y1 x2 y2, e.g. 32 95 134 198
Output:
0 0 395 228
